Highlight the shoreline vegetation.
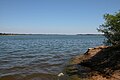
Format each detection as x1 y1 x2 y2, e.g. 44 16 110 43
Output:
65 45 120 80
0 33 31 36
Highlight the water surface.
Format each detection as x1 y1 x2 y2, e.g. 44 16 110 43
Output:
0 35 104 80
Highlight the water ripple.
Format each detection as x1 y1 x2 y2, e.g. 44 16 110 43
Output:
0 35 104 79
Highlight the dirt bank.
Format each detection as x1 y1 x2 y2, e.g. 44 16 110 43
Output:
66 45 120 80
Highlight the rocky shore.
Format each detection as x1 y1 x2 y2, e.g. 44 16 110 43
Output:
66 45 120 80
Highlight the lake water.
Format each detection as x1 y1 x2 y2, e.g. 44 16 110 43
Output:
0 35 104 80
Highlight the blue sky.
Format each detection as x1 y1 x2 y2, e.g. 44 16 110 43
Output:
0 0 120 34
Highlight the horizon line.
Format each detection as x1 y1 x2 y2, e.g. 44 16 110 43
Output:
0 32 103 35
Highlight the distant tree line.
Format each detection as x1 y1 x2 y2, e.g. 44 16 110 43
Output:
0 33 25 35
0 33 35 35
0 33 14 35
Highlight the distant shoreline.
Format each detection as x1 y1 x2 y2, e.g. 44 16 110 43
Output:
0 33 31 36
0 33 103 36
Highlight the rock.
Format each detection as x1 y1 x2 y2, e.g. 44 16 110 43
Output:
85 46 108 57
58 73 64 77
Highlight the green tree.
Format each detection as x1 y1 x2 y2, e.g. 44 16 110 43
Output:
97 11 120 45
